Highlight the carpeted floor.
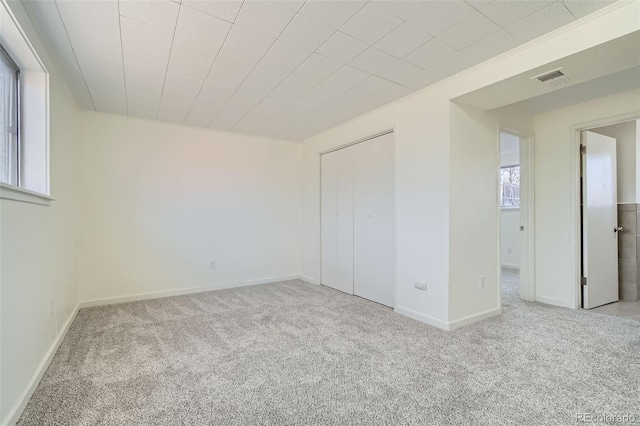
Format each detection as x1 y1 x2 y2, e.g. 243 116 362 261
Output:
18 271 640 425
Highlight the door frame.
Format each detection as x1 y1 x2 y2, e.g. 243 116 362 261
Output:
497 126 535 302
571 112 639 309
318 127 397 307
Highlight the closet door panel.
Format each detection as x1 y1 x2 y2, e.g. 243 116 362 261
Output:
321 151 338 290
353 133 395 307
335 146 354 294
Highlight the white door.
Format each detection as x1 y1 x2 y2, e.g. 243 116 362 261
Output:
321 148 354 295
582 131 619 309
518 137 532 301
353 133 395 307
321 151 338 290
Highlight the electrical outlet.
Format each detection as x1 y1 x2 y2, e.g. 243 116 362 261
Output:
415 281 427 291
209 261 216 270
479 275 485 289
507 247 513 254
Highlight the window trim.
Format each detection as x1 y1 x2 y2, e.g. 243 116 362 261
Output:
1 42 21 187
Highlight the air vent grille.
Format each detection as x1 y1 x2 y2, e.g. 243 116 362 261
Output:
537 70 565 82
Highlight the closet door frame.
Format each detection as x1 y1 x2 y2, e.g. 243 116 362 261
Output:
319 128 397 307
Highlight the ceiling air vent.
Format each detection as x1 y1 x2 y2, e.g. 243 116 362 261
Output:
531 67 570 87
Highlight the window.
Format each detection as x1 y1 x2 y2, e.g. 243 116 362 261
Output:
500 165 520 208
0 43 19 186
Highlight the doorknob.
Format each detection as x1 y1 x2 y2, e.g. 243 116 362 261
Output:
614 226 624 233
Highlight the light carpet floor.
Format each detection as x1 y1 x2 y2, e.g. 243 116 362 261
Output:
18 271 640 425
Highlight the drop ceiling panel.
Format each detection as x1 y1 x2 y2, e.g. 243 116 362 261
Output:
56 1 121 58
181 0 243 22
298 1 366 29
167 7 230 80
372 1 429 20
341 3 402 44
234 1 295 38
24 0 618 141
481 0 555 27
205 25 275 90
506 2 576 42
374 22 432 58
316 31 368 64
278 13 335 51
438 12 501 51
407 1 475 36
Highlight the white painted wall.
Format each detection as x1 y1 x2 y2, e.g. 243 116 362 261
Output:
76 111 300 304
534 89 640 308
591 120 638 203
0 1 79 424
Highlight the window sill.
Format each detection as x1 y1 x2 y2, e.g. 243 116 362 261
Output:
501 206 520 211
0 183 53 206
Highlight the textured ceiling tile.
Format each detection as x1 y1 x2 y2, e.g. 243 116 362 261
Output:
350 47 397 75
372 1 429 20
278 13 335 51
375 22 432 58
206 25 275 89
404 38 457 69
298 1 366 29
274 0 306 13
408 0 475 36
167 6 230 80
316 31 368 64
562 0 617 18
426 51 477 78
375 60 423 83
341 3 403 44
462 30 519 63
437 12 501 51
181 0 243 22
234 1 295 38
76 51 123 77
481 0 555 27
56 1 122 58
401 69 442 90
506 2 576 42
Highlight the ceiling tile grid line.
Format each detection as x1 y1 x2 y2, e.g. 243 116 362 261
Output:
116 0 129 115
225 0 371 132
179 1 244 125
154 3 183 121
51 0 97 111
204 1 307 129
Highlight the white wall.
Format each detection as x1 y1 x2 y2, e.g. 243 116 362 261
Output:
0 1 79 424
76 111 300 304
591 120 638 203
534 89 640 308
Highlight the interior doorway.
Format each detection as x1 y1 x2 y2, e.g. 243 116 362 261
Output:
499 130 534 305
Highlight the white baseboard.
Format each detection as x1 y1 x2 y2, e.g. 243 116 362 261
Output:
501 263 520 270
297 274 319 285
394 306 449 331
448 307 502 331
3 305 79 426
79 275 302 308
535 295 575 309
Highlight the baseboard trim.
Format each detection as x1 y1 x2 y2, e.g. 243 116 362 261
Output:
394 306 449 331
501 263 520 270
3 304 79 426
448 307 502 331
79 275 302 308
535 295 575 309
297 274 319 285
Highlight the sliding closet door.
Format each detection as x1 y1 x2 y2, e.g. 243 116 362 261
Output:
321 147 354 294
353 133 395 307
321 152 338 289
